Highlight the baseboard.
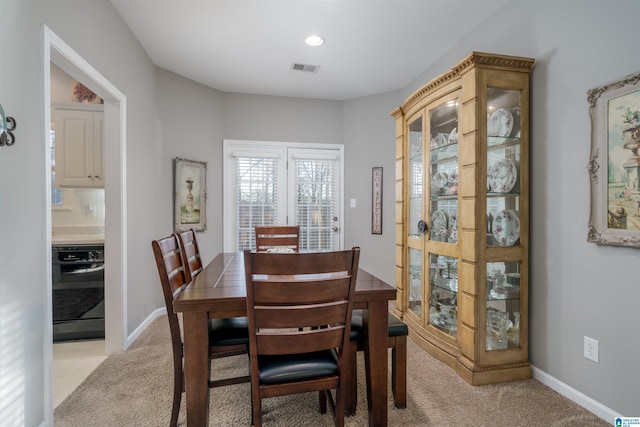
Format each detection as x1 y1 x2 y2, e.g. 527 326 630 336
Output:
531 365 622 421
125 307 166 349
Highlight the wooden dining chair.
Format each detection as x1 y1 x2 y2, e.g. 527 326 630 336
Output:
243 248 360 427
176 228 203 279
345 310 408 415
254 225 300 252
152 235 250 427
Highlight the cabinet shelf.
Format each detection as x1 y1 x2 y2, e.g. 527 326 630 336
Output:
392 52 533 385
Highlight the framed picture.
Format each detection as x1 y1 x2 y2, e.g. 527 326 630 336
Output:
372 167 383 234
174 157 207 232
587 72 640 248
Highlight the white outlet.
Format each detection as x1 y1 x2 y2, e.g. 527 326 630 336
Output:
584 336 599 363
350 198 356 208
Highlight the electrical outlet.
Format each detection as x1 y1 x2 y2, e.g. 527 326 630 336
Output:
584 336 599 363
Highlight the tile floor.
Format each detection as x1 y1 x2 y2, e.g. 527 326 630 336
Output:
53 339 107 408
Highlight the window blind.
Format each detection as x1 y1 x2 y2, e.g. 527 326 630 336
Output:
292 157 337 252
234 155 280 251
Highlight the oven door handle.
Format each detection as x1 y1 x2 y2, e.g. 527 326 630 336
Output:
64 264 105 274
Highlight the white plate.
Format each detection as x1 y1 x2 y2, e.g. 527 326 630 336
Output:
430 209 449 242
488 158 518 193
492 209 520 246
487 108 514 137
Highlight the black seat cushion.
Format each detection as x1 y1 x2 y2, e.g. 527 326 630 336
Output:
350 310 408 343
208 317 249 346
258 350 338 384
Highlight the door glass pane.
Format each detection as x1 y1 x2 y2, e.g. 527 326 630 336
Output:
234 156 280 250
408 117 423 237
487 88 521 247
429 99 459 243
291 156 338 251
428 253 458 338
486 261 521 350
408 248 422 316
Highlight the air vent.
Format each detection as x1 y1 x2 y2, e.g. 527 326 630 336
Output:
291 63 320 73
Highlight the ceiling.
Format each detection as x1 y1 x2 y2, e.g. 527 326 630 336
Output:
110 0 510 101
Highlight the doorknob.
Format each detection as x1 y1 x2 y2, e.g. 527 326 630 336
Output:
333 226 339 232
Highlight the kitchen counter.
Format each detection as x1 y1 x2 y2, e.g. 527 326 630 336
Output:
52 234 105 245
52 225 105 246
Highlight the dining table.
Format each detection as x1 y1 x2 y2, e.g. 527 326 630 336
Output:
173 251 397 427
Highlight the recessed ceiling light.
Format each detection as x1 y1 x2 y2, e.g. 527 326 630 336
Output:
305 35 325 47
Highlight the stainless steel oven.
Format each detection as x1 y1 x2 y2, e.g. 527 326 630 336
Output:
52 244 105 342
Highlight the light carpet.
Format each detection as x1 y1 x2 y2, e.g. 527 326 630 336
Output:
54 316 609 426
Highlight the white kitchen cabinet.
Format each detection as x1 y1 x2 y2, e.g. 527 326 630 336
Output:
53 104 104 188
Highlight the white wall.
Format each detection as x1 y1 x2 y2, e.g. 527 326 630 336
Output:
403 0 639 416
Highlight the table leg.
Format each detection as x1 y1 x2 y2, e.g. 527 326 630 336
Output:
363 301 388 427
182 311 210 426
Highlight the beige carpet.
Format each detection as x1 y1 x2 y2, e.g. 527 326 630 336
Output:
54 316 608 427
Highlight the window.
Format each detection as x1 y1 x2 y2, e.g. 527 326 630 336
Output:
51 128 63 206
223 140 343 252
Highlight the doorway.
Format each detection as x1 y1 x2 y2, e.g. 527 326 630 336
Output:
43 25 127 422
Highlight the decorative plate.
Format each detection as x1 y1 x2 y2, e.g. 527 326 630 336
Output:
448 128 458 145
433 133 448 147
492 209 520 246
487 108 514 137
430 209 449 242
488 158 518 193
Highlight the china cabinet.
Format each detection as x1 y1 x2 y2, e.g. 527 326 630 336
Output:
53 103 104 188
391 52 534 385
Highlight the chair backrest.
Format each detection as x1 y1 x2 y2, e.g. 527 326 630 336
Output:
176 228 203 281
243 248 360 357
152 235 190 350
254 225 300 253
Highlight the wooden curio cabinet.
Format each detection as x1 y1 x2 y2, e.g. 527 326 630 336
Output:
391 52 534 385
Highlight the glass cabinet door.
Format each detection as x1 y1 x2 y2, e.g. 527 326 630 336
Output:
426 97 459 338
408 116 423 238
429 99 459 244
485 87 522 350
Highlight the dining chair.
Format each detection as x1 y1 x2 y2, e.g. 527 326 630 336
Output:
152 235 250 427
345 310 408 415
254 225 300 252
243 247 360 427
176 228 203 279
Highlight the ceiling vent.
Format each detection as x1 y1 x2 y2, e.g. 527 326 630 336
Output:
291 63 320 73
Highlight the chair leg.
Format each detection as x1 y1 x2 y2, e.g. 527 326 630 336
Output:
345 341 358 416
319 390 327 414
391 336 407 409
251 387 262 426
170 384 181 427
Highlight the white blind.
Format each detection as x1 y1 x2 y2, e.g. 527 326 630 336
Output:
234 155 280 251
292 157 337 251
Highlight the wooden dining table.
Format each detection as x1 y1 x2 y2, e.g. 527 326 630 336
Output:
173 251 397 427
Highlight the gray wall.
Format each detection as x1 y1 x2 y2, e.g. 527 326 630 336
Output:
403 0 639 416
1 0 638 425
1 1 161 425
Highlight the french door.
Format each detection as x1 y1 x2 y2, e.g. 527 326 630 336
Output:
223 140 343 252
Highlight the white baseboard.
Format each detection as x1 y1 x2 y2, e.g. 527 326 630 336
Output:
125 307 166 349
531 365 622 421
